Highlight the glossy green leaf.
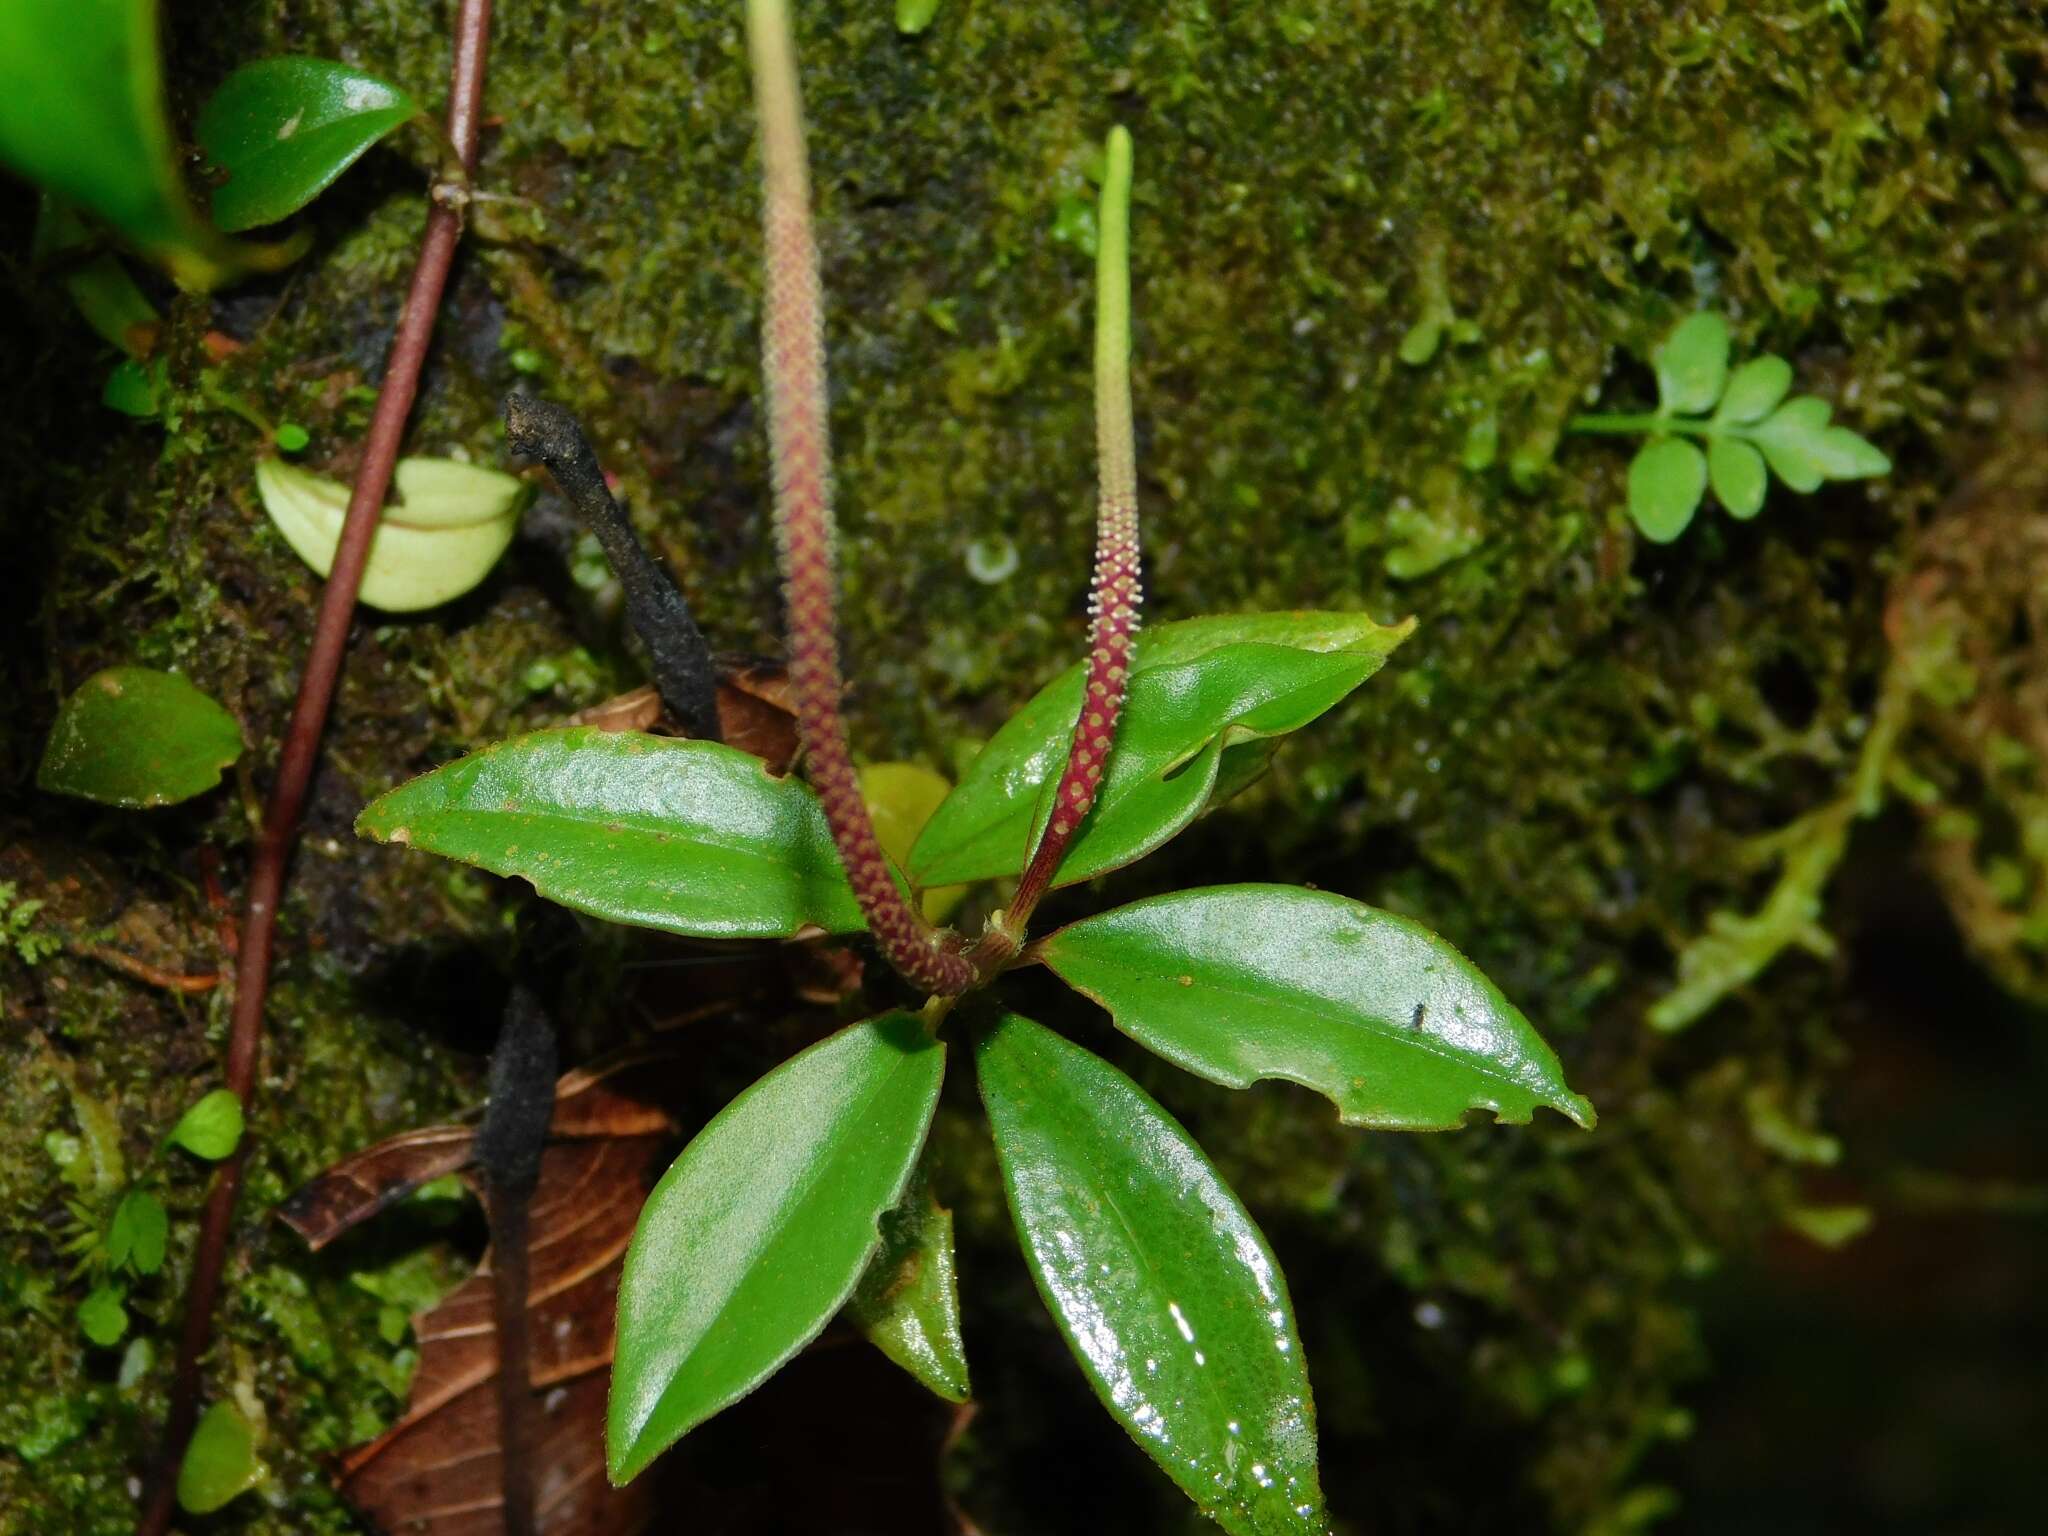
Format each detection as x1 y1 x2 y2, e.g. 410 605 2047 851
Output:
977 1013 1325 1536
1749 396 1832 493
1627 438 1706 543
1652 312 1728 416
357 729 868 939
846 1168 970 1403
177 1399 264 1514
255 457 528 612
198 57 419 232
1707 436 1768 520
1041 885 1595 1131
78 1283 128 1347
609 1013 946 1483
37 667 244 809
909 613 1413 889
107 1189 168 1275
0 0 296 289
168 1089 244 1161
1712 354 1792 425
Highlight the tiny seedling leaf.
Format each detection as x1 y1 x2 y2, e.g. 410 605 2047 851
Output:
1041 885 1595 1130
38 667 244 809
896 0 942 34
1713 354 1792 425
357 729 868 939
1708 436 1768 520
106 1189 168 1275
101 358 162 418
608 1014 945 1483
909 612 1413 889
1749 396 1834 493
177 1399 264 1514
168 1089 244 1161
977 1013 1326 1536
846 1169 970 1403
0 0 298 288
1627 438 1707 543
255 457 529 612
77 1283 128 1346
1813 425 1891 479
1653 311 1729 415
197 57 419 233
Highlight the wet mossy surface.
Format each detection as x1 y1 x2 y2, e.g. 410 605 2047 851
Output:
4 2 2047 1532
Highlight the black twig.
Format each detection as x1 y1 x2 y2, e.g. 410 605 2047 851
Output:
475 986 559 1536
505 394 723 742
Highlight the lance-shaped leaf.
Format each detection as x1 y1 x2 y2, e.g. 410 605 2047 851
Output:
256 457 528 612
609 1013 946 1483
845 1167 970 1403
197 57 419 233
38 667 244 808
357 729 868 939
909 612 1412 889
1040 885 1595 1131
977 1012 1325 1536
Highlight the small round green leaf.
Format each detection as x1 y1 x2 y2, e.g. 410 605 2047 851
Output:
177 1399 264 1514
197 57 419 232
1713 354 1792 425
609 1013 946 1483
908 612 1413 889
38 667 244 809
1653 312 1729 416
168 1089 244 1161
846 1171 970 1403
1627 437 1707 543
1750 396 1833 493
1042 885 1595 1130
1707 436 1768 520
256 457 528 612
107 1189 169 1275
77 1283 128 1347
101 358 162 418
896 0 942 33
358 730 867 940
977 1013 1326 1536
1812 425 1890 479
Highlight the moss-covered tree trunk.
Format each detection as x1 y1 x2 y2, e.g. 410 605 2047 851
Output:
4 3 2045 1532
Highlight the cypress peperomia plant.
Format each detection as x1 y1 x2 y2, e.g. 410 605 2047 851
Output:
355 3 1593 1531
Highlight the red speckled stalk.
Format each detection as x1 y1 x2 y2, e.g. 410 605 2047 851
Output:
746 0 974 996
1000 126 1142 938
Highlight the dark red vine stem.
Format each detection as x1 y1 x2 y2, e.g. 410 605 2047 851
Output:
136 6 496 1530
745 0 976 997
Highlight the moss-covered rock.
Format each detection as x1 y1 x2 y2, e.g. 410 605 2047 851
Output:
4 1 2046 1531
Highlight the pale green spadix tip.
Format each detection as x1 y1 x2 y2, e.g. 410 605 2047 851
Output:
1096 127 1133 395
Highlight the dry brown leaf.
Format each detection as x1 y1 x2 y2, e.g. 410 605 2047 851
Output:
570 655 800 774
280 1053 679 1536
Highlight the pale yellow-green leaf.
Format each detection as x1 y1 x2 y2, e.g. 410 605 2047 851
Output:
255 457 529 612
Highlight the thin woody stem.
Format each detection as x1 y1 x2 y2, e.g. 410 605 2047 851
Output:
135 5 496 1531
745 0 974 996
985 127 1142 953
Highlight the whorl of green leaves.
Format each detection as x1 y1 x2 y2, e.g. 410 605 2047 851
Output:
1572 312 1890 544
